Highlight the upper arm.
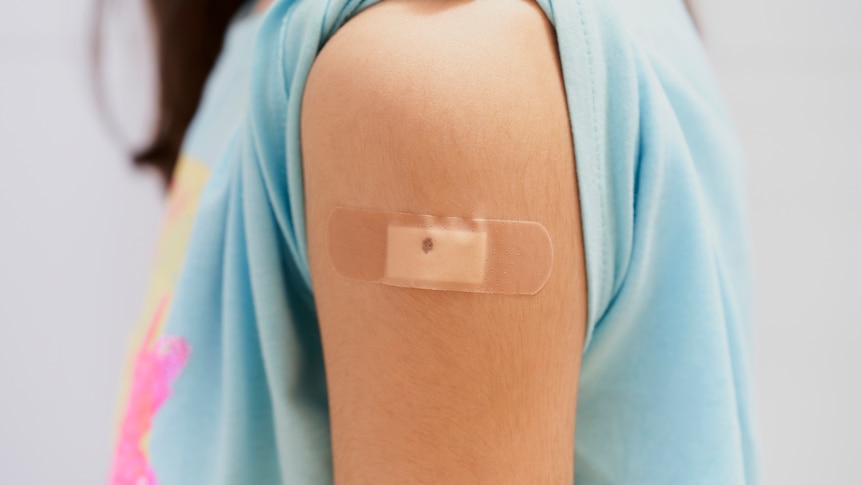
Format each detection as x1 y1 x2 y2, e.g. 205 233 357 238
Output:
300 1 587 483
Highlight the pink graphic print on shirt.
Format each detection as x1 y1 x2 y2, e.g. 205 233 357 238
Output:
110 295 190 485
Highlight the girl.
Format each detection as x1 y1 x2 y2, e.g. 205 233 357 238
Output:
109 0 757 483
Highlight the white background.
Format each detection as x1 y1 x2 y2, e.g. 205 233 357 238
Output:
0 0 859 483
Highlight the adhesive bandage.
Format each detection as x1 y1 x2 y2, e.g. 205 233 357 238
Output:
327 207 553 295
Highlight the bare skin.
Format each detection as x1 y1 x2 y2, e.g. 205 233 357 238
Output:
301 0 587 483
252 0 273 14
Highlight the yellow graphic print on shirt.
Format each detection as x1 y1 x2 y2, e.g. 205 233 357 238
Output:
110 155 210 485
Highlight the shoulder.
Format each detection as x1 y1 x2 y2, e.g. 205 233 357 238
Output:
301 0 572 211
306 0 559 94
301 0 566 140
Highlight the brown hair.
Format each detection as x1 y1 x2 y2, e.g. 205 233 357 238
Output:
94 0 247 184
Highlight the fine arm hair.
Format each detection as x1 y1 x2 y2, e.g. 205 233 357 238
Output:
300 0 588 483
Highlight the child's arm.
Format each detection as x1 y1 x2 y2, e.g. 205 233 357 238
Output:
301 1 587 482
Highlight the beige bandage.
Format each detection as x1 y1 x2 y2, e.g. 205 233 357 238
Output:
327 207 553 295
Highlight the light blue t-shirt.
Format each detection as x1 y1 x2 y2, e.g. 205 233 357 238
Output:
110 0 757 484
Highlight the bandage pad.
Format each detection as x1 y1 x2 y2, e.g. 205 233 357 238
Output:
327 207 553 295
